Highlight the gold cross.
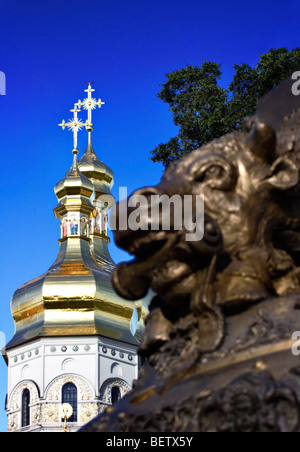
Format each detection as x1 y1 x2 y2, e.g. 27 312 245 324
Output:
76 82 105 132
58 105 87 154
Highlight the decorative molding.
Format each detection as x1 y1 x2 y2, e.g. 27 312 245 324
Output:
100 378 131 404
45 373 95 401
7 380 40 431
8 380 40 411
61 358 77 371
80 403 106 424
7 412 18 432
21 365 30 379
111 363 122 377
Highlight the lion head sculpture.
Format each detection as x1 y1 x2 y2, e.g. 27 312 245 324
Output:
81 76 300 433
112 85 300 360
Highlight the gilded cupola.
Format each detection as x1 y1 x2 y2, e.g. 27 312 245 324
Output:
6 84 148 352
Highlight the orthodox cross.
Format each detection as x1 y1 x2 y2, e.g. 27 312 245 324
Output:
58 105 86 154
76 82 105 132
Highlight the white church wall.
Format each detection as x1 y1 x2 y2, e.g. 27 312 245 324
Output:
98 337 139 393
43 337 99 395
7 342 43 399
6 334 140 431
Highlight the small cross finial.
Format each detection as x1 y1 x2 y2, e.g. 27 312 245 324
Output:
76 83 105 132
58 104 87 154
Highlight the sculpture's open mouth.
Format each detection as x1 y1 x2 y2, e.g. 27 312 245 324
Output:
112 230 182 301
112 211 225 303
127 232 169 259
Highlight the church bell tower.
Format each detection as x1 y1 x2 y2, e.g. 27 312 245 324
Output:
4 84 147 432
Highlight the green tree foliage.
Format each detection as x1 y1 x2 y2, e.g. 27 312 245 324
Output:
151 48 300 169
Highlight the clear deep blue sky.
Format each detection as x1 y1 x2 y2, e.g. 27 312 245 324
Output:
0 0 298 432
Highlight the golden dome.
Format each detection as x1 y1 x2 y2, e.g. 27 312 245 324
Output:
7 238 143 349
78 135 115 209
6 152 147 351
54 153 94 201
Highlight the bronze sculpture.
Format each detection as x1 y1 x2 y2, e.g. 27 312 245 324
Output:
81 75 300 432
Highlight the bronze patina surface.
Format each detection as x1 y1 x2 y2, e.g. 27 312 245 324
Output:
81 76 300 432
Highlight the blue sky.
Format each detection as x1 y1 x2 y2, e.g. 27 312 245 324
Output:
0 0 299 432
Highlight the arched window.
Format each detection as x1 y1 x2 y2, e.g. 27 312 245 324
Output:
21 389 30 427
111 386 121 405
62 383 77 422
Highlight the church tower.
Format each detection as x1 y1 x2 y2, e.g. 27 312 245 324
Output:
4 84 147 432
